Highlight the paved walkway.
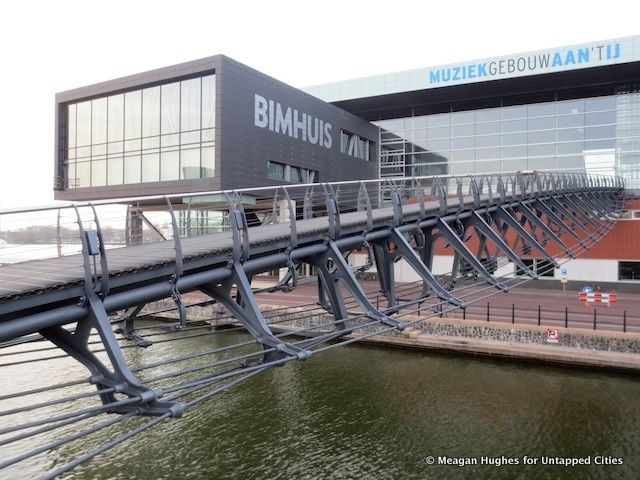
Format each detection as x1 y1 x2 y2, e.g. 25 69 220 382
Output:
253 278 640 334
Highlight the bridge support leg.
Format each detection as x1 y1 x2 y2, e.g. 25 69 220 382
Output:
495 206 560 268
116 303 152 347
469 211 537 279
200 262 311 363
532 199 586 248
378 228 465 307
304 241 406 330
371 242 396 308
435 219 509 292
513 204 574 258
40 295 185 417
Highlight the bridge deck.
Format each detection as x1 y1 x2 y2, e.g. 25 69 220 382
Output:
0 197 464 302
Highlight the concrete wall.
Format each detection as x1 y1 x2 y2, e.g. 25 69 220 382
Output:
352 252 629 284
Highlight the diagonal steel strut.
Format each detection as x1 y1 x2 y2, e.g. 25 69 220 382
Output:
469 211 537 279
495 206 560 268
436 218 509 292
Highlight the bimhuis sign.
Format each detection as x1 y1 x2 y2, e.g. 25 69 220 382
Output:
427 38 633 87
254 94 333 149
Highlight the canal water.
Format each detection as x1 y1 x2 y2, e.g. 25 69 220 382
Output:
1 325 639 479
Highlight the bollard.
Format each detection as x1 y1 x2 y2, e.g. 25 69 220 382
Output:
593 308 597 330
623 310 626 333
463 307 466 320
486 302 490 322
565 306 568 329
512 304 515 324
537 305 541 326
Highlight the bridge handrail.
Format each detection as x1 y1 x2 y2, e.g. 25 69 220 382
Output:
0 170 624 217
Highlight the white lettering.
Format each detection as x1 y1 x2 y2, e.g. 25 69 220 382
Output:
254 94 268 128
293 110 307 141
254 94 334 149
275 104 292 136
307 117 319 145
323 122 332 149
268 100 275 131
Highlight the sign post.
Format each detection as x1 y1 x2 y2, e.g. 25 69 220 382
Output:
560 268 568 295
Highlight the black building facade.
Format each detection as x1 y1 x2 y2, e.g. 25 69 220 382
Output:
54 56 377 201
54 36 640 202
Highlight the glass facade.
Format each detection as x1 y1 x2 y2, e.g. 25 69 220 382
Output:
375 87 640 188
65 74 215 188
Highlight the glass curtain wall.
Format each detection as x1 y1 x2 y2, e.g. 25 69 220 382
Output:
375 87 640 188
66 74 216 188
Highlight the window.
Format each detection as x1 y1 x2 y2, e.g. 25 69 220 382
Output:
620 262 640 280
516 258 554 277
619 210 640 220
340 130 372 161
289 166 302 183
267 161 317 183
267 161 285 180
66 73 216 189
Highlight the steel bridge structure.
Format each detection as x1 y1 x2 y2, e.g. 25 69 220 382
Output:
0 171 625 478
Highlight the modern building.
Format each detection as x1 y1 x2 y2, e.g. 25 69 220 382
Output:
304 35 640 287
54 55 377 201
305 36 640 190
52 35 640 285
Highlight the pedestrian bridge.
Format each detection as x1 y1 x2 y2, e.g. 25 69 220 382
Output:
0 172 624 478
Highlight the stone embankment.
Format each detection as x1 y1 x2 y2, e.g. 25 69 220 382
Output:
141 301 640 372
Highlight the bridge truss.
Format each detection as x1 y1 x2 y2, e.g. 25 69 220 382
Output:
0 171 624 478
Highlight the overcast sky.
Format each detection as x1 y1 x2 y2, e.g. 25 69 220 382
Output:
0 0 638 208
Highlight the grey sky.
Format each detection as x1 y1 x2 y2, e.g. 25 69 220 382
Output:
1 0 638 208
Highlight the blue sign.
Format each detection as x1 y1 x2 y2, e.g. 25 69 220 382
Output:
582 286 593 294
561 269 567 276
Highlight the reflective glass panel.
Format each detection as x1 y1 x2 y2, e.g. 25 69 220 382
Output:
476 108 500 122
142 153 160 182
143 87 161 137
181 78 201 132
202 75 216 129
107 156 123 185
161 82 180 134
76 160 90 188
557 99 584 115
124 155 141 184
527 102 555 117
124 91 142 140
161 151 180 180
107 94 124 142
92 159 106 187
585 96 615 112
92 98 107 145
67 104 76 148
180 148 200 179
476 122 500 135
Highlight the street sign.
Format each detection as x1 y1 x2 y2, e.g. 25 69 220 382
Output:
561 276 568 284
561 268 567 276
546 329 560 343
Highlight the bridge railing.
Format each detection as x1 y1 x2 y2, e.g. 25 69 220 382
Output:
0 171 624 269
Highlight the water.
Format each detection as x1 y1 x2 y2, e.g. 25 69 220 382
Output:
1 327 639 479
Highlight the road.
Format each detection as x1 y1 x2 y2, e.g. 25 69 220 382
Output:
252 277 640 334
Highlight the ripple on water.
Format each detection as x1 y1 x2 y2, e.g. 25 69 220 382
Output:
2 331 640 479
